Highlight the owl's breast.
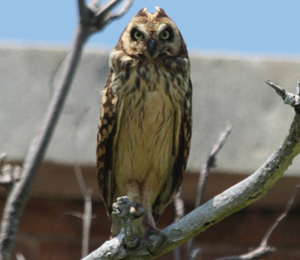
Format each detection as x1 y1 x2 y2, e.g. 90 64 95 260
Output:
111 64 183 193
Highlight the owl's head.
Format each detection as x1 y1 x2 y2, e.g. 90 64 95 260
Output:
117 7 187 60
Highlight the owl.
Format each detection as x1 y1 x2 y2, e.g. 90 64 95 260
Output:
97 7 192 241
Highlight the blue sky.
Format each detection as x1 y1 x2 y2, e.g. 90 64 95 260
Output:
1 1 300 56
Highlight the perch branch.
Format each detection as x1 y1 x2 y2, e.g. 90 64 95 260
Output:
112 197 139 249
0 1 133 259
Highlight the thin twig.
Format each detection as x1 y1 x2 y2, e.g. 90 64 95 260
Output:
214 246 275 260
15 253 26 260
215 185 300 260
261 184 300 246
173 187 185 260
265 80 299 107
186 123 232 260
190 248 201 260
0 1 133 259
49 51 70 97
72 106 93 258
0 153 7 166
195 123 232 208
174 187 185 223
106 0 134 20
0 154 22 188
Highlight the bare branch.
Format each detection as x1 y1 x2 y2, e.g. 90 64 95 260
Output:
265 80 299 107
174 187 185 223
106 0 134 20
0 154 22 188
186 123 232 260
78 0 87 18
215 246 275 260
0 25 90 260
196 123 232 210
215 185 300 260
15 253 26 260
261 184 300 246
173 188 185 260
190 248 201 260
72 106 93 257
89 0 134 31
0 153 7 166
0 1 134 258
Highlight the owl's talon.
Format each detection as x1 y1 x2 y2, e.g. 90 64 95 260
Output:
124 235 140 249
130 202 146 219
144 230 165 254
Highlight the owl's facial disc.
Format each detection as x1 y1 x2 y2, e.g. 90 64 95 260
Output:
120 7 184 60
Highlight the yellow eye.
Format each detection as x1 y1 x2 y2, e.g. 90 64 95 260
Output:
133 30 144 40
160 30 170 40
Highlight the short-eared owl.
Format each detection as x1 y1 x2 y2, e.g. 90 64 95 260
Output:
97 7 192 239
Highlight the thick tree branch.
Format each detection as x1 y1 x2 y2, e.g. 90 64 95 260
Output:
81 83 300 260
0 1 133 259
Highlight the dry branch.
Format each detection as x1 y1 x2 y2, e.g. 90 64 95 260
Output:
0 1 133 259
173 188 185 260
0 154 21 188
186 123 232 260
81 82 300 259
215 185 300 260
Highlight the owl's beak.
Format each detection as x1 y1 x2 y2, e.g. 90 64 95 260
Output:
147 39 155 57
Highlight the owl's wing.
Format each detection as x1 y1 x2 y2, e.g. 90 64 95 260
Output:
152 78 192 221
97 73 120 221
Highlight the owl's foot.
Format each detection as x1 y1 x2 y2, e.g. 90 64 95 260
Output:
143 227 165 254
142 212 165 253
130 202 146 219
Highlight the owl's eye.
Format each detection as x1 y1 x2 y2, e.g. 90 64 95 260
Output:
131 29 144 40
160 30 170 40
159 28 173 41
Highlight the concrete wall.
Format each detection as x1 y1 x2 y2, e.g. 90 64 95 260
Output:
1 45 300 175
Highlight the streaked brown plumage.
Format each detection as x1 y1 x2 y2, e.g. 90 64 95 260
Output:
97 7 192 238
